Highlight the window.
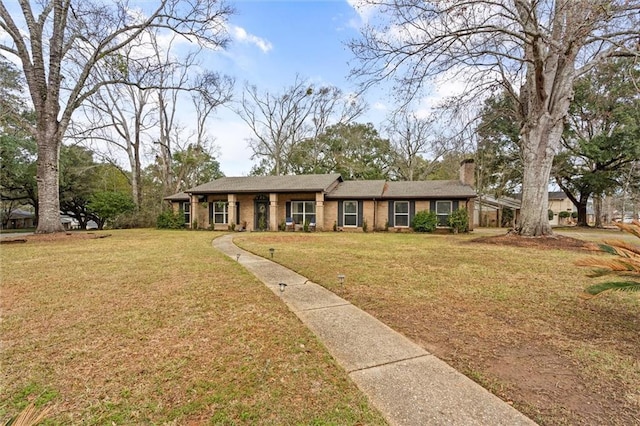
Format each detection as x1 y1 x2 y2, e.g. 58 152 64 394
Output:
394 201 409 227
182 202 190 225
213 202 228 224
436 201 452 227
292 201 316 225
343 201 358 227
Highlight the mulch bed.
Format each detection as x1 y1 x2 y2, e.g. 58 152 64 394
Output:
470 232 600 251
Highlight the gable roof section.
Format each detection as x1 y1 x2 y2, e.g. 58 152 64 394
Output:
383 180 476 199
325 180 386 199
164 192 190 201
186 174 343 194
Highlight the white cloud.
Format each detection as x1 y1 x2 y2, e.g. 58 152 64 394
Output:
230 25 273 54
372 101 388 111
345 0 378 27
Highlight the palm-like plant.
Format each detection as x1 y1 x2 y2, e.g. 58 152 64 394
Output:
576 220 640 297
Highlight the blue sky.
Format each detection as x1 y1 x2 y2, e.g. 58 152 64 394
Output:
205 0 392 176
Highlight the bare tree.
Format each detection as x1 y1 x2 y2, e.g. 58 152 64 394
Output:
238 75 365 176
75 45 158 209
386 111 452 181
349 0 639 236
0 0 232 233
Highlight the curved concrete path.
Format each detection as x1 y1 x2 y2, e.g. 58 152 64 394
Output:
213 234 536 426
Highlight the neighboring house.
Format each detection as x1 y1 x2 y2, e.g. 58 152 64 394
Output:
2 208 35 229
514 191 576 226
548 191 575 225
474 195 521 228
164 161 477 232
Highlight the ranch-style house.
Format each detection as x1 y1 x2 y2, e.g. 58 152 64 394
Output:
165 160 477 232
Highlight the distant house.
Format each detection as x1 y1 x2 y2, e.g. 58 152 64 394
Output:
165 161 477 232
2 208 35 229
548 191 576 225
514 191 576 226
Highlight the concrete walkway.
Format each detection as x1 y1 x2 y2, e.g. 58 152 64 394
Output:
212 234 536 426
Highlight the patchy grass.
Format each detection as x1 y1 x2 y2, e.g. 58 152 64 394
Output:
235 229 640 426
0 229 386 425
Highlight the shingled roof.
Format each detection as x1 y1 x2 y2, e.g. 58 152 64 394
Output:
186 174 343 194
164 192 190 201
382 180 476 199
325 180 386 199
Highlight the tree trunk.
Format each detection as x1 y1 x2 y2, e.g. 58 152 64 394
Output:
35 124 64 233
576 196 589 227
594 193 603 228
516 117 561 236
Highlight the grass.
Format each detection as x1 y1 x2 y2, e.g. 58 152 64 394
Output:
0 229 387 425
235 229 640 426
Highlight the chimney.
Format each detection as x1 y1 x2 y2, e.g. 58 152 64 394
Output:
459 159 475 188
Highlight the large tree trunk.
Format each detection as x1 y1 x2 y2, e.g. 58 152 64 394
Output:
516 114 563 236
35 123 64 233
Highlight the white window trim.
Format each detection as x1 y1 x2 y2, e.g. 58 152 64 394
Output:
213 202 228 224
394 201 410 228
436 200 453 227
182 202 190 225
343 200 358 227
291 201 316 225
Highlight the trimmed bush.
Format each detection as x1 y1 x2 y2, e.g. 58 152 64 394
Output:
448 208 469 233
559 211 571 218
157 210 186 229
411 210 437 233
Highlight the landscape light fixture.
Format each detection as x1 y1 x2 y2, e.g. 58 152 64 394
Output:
269 247 275 259
337 274 345 285
278 282 287 293
236 253 241 262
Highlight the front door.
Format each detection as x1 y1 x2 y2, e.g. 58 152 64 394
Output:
254 195 269 231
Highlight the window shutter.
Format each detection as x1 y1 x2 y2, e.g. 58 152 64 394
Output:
358 201 364 227
453 200 459 210
209 202 214 222
430 200 436 211
236 202 240 224
338 201 343 227
388 201 394 227
410 201 416 225
286 202 291 219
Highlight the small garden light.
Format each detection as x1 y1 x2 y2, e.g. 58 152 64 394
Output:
278 282 287 293
269 248 275 259
337 274 345 285
236 253 241 262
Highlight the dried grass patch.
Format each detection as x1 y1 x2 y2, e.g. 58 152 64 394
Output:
1 229 385 425
236 230 640 425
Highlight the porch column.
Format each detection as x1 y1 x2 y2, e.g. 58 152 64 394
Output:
190 195 197 229
269 193 279 231
228 193 237 227
315 192 325 231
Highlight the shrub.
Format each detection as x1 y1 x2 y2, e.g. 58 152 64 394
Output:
157 210 185 229
411 210 437 233
448 208 469 233
501 208 514 227
363 220 368 233
559 211 571 218
571 211 578 219
548 209 555 220
576 220 640 297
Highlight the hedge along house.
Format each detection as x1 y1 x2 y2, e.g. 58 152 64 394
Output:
165 161 477 232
